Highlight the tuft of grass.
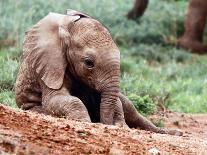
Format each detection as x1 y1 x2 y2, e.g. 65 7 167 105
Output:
128 94 156 115
0 47 19 107
0 91 16 108
0 48 19 91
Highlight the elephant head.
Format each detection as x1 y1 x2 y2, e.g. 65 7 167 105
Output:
24 10 120 125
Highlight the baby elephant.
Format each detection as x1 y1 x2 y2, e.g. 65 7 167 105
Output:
15 10 182 136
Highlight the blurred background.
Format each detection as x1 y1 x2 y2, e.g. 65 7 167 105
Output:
0 0 207 115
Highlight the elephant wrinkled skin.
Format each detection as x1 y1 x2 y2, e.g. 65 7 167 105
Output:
15 10 182 136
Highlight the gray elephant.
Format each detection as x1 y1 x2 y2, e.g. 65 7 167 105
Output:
15 10 182 135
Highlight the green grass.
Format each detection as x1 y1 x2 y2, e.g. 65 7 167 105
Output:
0 0 207 113
0 47 19 107
120 46 207 113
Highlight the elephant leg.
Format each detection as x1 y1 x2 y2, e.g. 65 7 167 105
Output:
119 93 183 136
29 105 49 115
178 0 207 54
113 98 128 127
127 0 149 19
41 83 91 122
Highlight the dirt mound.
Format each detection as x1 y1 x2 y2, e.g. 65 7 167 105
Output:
0 104 207 155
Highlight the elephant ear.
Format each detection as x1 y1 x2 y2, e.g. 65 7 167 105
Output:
24 12 80 89
66 9 91 19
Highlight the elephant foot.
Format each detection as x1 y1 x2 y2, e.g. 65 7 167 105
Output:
119 93 183 136
20 103 48 115
65 110 91 123
29 105 50 115
158 128 183 136
178 37 207 54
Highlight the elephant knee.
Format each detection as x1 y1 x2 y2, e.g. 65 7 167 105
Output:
64 97 87 114
44 95 91 122
64 97 91 122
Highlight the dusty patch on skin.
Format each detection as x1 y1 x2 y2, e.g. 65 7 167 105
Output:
0 104 206 155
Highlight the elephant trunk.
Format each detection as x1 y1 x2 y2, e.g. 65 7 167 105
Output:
98 58 120 125
100 83 119 124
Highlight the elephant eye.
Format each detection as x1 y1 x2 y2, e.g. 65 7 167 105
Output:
84 58 94 69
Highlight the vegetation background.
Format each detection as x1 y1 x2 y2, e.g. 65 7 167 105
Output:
0 0 207 115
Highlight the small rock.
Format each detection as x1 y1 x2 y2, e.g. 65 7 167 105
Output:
148 147 160 155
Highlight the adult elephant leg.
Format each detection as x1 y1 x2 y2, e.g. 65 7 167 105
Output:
178 0 207 54
119 93 183 136
41 82 91 122
127 0 149 19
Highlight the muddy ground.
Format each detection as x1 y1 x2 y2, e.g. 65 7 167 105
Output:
0 104 207 155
